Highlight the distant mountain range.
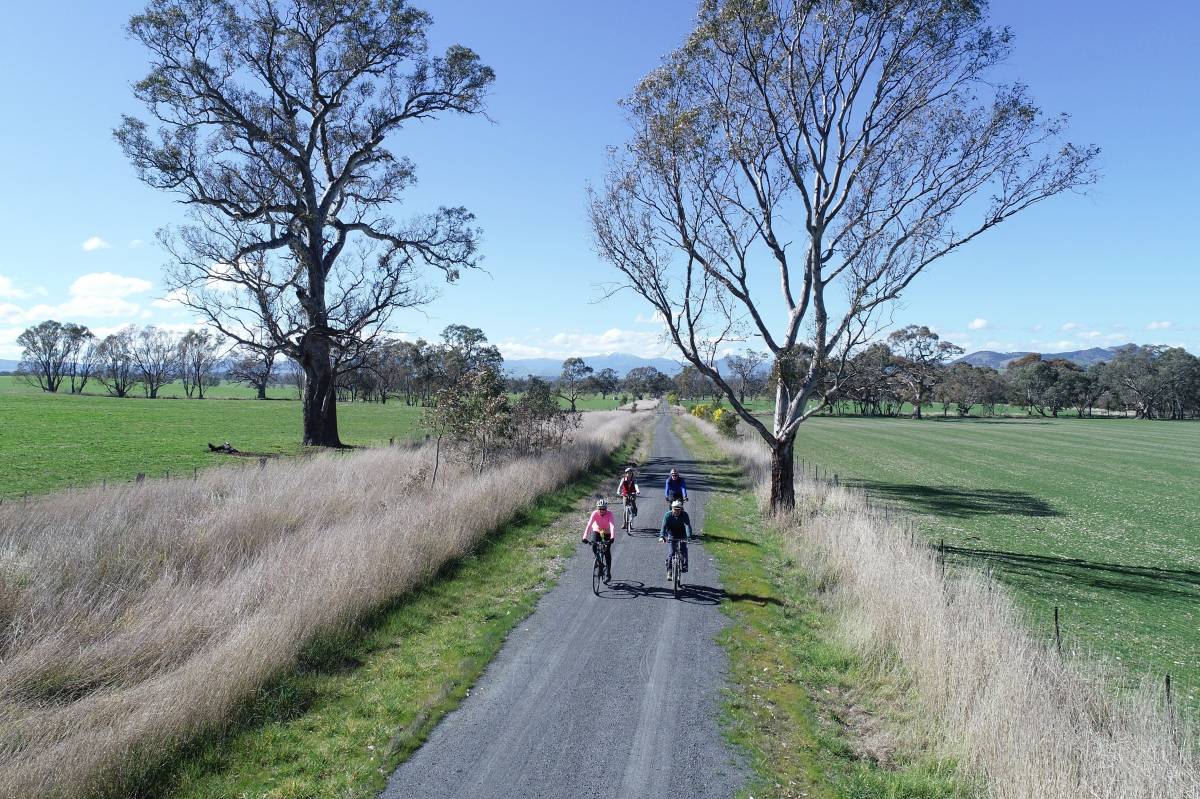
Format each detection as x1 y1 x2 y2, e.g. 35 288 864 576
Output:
957 345 1135 371
0 359 18 373
503 353 683 378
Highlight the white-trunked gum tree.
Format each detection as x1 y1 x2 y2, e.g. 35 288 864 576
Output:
116 0 494 446
589 0 1098 510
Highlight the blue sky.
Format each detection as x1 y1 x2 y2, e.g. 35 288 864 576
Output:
0 1 1196 361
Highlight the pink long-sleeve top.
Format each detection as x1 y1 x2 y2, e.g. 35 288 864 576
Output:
582 509 617 542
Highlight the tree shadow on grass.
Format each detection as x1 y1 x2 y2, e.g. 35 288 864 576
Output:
946 545 1200 602
854 480 1059 519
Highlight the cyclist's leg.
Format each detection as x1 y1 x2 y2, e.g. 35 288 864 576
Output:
603 538 613 579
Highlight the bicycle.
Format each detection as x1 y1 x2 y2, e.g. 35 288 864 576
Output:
663 534 695 599
590 536 612 595
621 494 638 534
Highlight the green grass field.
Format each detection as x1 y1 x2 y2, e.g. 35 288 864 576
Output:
0 378 628 498
775 414 1200 716
0 377 423 498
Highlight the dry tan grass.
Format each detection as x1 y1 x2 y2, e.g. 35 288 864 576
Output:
0 410 645 798
679 411 1200 798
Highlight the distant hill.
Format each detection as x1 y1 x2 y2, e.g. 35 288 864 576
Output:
504 353 683 378
958 345 1135 371
0 358 18 373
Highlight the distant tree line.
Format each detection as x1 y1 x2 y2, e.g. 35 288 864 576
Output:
828 327 1200 420
14 318 686 410
663 325 1200 422
16 320 226 399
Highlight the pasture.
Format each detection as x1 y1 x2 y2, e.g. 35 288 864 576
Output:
779 414 1200 715
0 377 422 498
0 377 628 498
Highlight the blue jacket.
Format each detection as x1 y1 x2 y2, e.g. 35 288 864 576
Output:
664 475 687 499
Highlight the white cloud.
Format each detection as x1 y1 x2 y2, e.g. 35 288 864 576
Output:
0 326 25 359
6 272 154 324
634 311 667 324
1049 340 1076 350
71 272 153 299
1147 320 1172 331
151 288 190 309
82 236 112 252
1061 322 1083 332
967 318 989 330
499 327 676 360
129 239 145 249
0 275 30 300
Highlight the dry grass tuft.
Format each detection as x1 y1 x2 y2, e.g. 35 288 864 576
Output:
0 410 645 798
679 411 1200 798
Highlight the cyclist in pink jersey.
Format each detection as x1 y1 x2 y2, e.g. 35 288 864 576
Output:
582 498 617 582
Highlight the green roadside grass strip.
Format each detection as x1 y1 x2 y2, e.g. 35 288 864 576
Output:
143 441 638 799
673 420 968 799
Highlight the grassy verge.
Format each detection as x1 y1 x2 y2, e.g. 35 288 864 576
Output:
674 420 968 799
140 437 641 799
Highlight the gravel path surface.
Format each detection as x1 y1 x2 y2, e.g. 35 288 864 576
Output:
381 405 748 799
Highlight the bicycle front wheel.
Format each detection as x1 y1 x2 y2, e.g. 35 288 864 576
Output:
672 552 681 598
593 557 603 595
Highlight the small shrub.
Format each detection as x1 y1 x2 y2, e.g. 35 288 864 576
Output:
711 407 738 437
691 403 713 420
666 392 679 406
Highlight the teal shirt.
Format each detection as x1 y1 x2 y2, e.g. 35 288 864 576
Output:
660 510 692 539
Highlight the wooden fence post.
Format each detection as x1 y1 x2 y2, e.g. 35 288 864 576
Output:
1054 606 1062 655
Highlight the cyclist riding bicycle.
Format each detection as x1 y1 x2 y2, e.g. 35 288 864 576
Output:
664 467 688 504
617 467 640 525
660 499 692 579
582 498 617 583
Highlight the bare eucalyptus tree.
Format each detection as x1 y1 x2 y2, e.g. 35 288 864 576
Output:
95 328 141 398
132 326 182 398
589 0 1098 509
16 321 74 393
178 329 226 398
116 0 494 445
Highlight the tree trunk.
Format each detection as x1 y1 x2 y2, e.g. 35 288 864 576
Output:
300 334 342 447
256 382 267 400
431 434 442 488
769 437 796 512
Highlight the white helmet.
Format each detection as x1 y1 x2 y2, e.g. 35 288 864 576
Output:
671 500 684 509
596 498 608 509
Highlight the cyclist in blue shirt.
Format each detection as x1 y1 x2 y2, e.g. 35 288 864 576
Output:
664 467 688 504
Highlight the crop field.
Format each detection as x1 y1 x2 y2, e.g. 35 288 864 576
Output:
778 415 1200 716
